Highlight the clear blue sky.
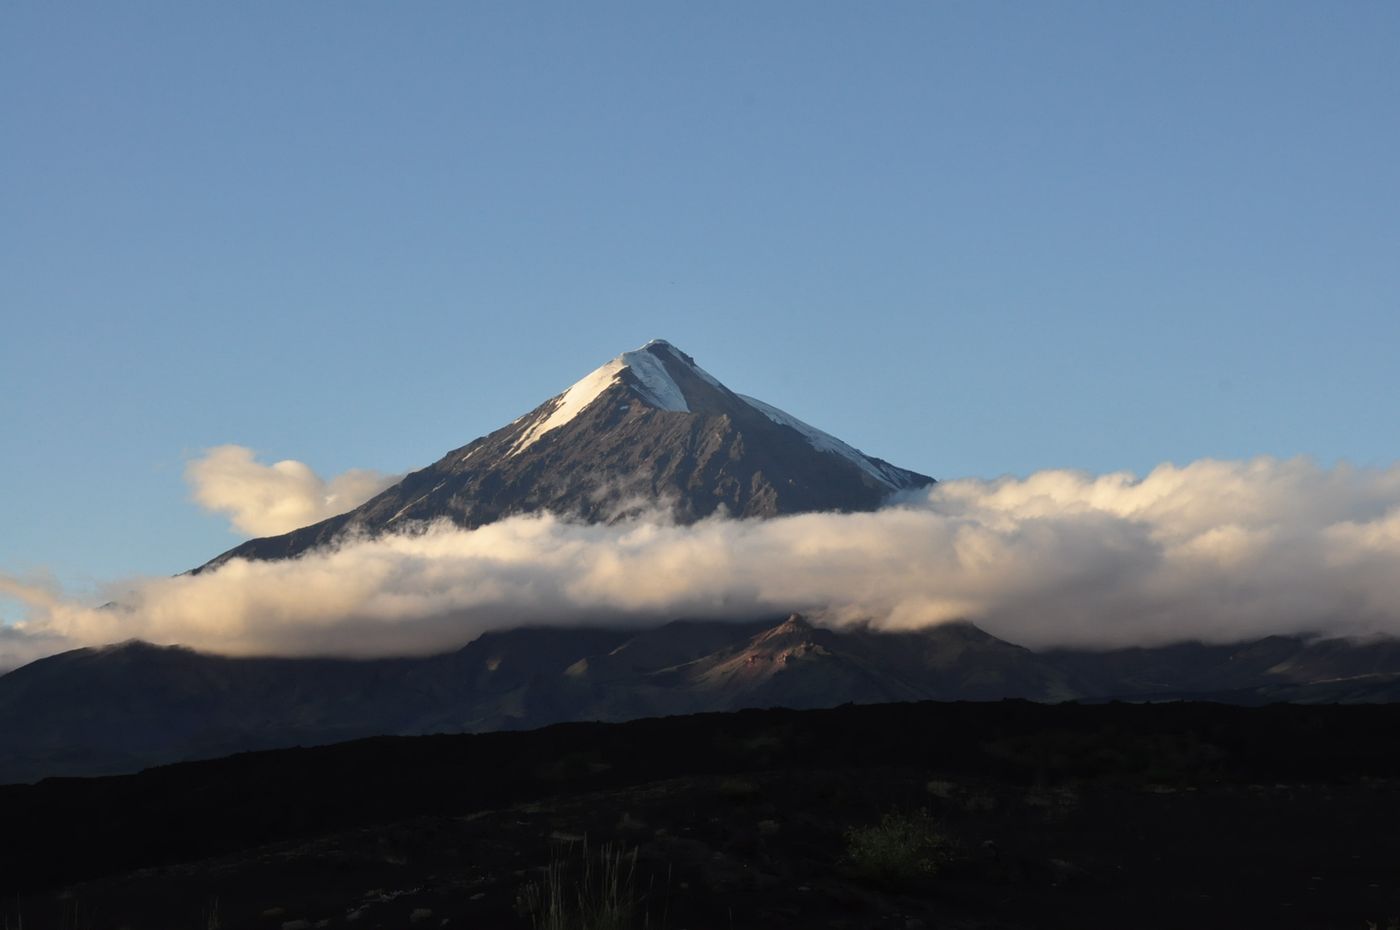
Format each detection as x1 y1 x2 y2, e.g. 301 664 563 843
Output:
3 2 1398 595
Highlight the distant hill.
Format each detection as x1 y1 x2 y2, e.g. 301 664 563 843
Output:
6 616 1400 784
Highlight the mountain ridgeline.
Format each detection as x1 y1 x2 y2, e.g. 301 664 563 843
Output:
200 340 932 569
7 614 1400 784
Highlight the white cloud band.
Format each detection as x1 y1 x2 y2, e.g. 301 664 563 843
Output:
5 456 1400 668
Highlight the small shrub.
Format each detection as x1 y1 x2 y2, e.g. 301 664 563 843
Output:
842 809 953 886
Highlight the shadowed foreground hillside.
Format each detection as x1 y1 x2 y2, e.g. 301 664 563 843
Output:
4 700 1400 929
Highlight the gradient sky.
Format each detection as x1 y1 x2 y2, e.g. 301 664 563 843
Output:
3 2 1398 600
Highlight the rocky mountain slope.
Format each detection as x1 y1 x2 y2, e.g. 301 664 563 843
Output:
200 340 932 569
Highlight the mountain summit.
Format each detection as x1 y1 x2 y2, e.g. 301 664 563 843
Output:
200 340 933 568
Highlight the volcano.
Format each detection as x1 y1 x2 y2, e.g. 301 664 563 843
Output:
200 339 933 569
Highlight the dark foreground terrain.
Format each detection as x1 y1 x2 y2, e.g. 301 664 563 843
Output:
4 700 1400 930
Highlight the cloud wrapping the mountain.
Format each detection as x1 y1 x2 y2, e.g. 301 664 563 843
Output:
6 456 1400 665
186 445 398 536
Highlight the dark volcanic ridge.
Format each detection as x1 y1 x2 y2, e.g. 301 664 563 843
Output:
6 614 1400 785
200 340 932 570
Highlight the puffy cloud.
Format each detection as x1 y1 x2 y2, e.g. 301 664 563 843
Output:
7 455 1400 667
186 445 398 536
0 575 75 669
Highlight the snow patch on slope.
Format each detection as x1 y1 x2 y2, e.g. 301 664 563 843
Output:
738 394 905 488
626 344 690 411
509 341 691 455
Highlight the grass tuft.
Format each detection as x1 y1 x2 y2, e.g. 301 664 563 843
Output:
518 838 643 930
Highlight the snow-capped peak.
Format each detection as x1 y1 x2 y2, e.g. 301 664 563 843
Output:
509 339 702 455
506 340 918 489
638 339 727 391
